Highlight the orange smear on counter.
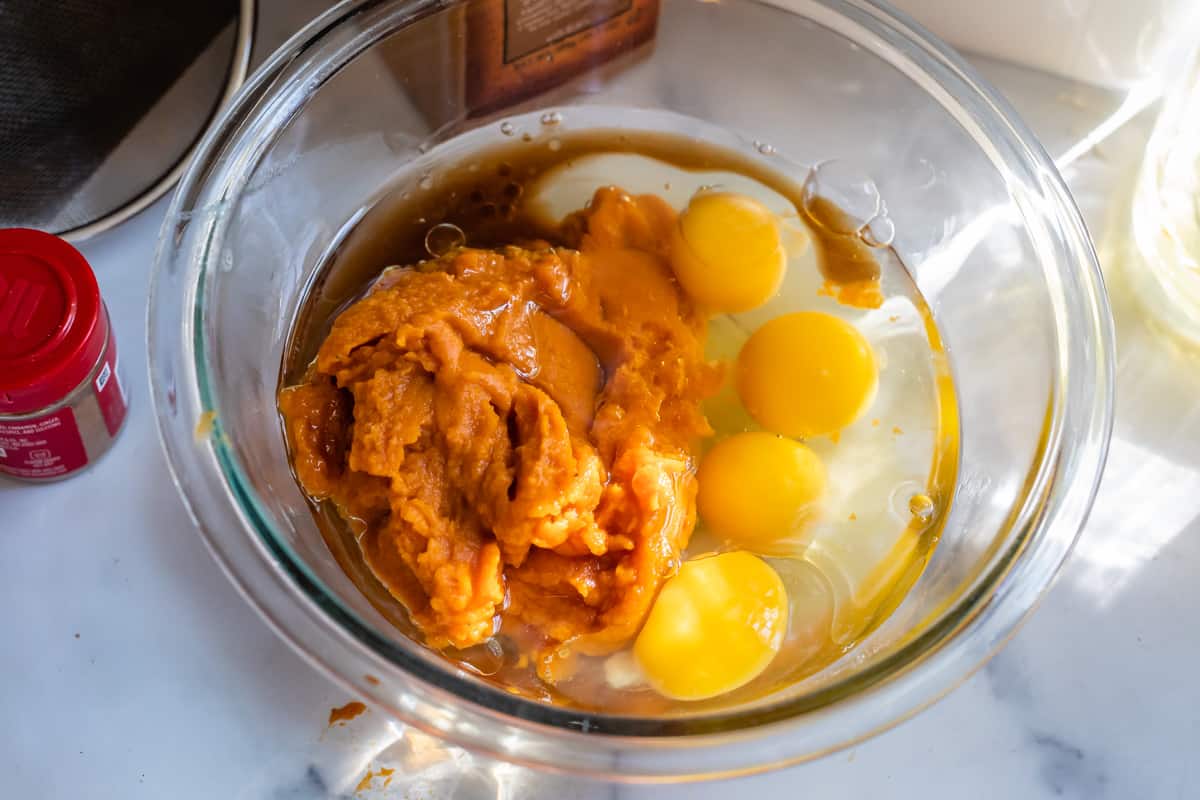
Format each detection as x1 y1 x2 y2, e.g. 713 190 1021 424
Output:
328 701 367 726
193 410 216 441
355 767 394 793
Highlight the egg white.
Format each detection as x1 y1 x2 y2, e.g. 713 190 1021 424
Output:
523 152 948 662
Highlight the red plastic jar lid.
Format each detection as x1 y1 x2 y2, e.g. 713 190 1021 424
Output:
0 228 108 415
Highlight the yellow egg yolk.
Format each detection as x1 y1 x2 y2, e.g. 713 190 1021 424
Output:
737 311 877 438
697 432 826 551
670 192 786 312
633 551 788 701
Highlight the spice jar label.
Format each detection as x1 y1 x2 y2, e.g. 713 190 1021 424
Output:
0 229 128 482
0 407 87 479
94 342 126 437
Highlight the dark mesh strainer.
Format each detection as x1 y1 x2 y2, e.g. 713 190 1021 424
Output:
0 0 254 239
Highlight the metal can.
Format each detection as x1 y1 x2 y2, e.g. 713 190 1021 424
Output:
0 229 128 482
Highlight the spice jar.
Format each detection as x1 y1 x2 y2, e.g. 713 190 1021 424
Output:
0 229 128 482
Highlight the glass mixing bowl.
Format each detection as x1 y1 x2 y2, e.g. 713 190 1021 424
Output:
148 0 1113 781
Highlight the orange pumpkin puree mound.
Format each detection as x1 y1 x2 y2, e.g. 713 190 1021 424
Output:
279 187 720 673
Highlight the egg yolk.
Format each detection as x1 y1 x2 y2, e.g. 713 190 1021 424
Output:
670 192 786 312
737 311 877 438
634 551 788 700
697 432 826 551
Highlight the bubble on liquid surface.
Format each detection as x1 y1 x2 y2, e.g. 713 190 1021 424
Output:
860 214 896 248
425 223 465 257
500 121 515 136
888 480 926 523
908 493 936 523
418 173 434 190
459 637 505 677
803 160 883 233
540 111 563 126
754 140 776 156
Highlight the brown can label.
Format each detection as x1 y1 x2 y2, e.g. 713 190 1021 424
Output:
503 0 633 62
467 0 659 113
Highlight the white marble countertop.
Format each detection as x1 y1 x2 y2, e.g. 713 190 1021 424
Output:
3 32 1198 800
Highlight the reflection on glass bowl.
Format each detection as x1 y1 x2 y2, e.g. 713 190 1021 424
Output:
148 0 1113 781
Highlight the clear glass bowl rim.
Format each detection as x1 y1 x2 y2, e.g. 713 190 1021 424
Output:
148 0 1115 780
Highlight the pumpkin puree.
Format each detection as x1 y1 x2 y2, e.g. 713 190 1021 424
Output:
279 188 719 671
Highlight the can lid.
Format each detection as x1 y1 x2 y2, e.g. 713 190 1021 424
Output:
0 229 108 414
